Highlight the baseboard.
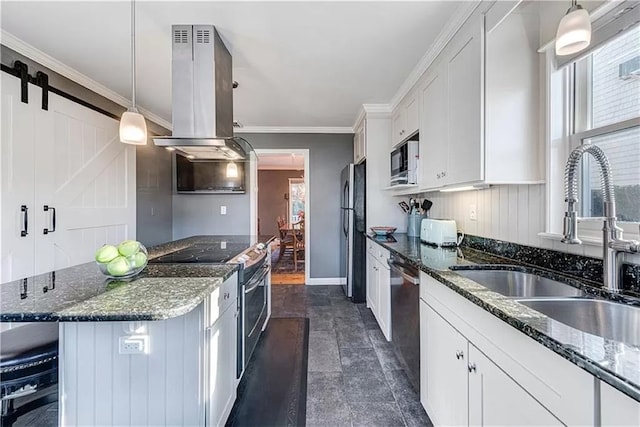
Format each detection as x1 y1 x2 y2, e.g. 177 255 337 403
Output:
306 278 346 286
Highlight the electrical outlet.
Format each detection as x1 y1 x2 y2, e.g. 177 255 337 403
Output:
119 335 149 355
469 204 477 221
220 206 227 215
221 241 227 249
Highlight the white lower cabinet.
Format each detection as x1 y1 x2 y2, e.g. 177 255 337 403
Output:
420 272 594 426
207 303 238 427
367 242 391 340
467 344 561 426
600 382 640 426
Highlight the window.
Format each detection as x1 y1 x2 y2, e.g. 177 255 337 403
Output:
573 24 640 224
288 178 305 223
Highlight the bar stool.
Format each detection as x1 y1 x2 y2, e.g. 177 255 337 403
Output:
1 323 58 427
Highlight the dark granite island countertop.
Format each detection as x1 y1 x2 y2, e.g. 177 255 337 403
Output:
0 235 276 322
366 232 640 402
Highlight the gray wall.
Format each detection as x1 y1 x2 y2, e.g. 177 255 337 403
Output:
169 133 353 278
136 143 173 246
243 133 353 279
258 169 304 237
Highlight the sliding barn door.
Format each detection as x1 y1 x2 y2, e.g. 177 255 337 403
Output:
35 91 136 274
0 74 38 282
0 72 136 280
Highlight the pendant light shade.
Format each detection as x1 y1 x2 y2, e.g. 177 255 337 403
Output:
120 108 147 145
226 162 238 178
120 0 147 145
555 2 592 56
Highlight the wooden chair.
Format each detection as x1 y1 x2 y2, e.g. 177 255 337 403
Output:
277 216 294 262
293 219 305 271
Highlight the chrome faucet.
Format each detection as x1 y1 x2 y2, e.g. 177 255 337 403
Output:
562 144 640 292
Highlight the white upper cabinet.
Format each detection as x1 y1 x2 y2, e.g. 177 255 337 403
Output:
354 119 366 164
419 63 448 189
391 91 419 149
413 3 543 192
484 0 542 183
445 14 484 186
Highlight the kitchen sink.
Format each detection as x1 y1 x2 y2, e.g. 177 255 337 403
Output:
453 269 585 298
517 298 640 347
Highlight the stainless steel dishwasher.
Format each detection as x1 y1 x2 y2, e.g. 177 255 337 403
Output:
388 256 420 392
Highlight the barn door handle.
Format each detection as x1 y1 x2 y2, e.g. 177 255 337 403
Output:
21 205 28 237
43 205 56 234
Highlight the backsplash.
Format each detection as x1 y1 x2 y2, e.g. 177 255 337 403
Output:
462 234 640 294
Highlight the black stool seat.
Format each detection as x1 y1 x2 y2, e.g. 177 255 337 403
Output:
1 323 58 427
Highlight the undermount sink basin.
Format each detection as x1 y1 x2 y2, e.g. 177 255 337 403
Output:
453 269 585 298
517 298 640 347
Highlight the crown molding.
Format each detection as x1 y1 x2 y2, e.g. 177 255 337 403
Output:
388 0 481 111
238 126 354 134
1 30 172 131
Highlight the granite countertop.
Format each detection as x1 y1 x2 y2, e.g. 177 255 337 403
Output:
366 233 640 402
0 235 276 322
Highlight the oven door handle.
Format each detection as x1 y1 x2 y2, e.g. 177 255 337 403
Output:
244 264 271 294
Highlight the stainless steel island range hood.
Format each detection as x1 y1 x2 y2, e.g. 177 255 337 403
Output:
153 25 252 160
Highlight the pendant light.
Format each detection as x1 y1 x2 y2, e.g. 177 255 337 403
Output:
119 0 147 145
226 162 238 178
555 0 592 56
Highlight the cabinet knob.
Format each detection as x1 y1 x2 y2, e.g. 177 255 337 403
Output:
456 350 464 360
468 363 476 373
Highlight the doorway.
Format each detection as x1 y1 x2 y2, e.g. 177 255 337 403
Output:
251 150 310 285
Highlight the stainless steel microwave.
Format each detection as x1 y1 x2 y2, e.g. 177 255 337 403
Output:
390 141 419 186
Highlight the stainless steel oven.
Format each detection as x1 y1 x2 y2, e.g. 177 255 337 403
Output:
238 255 270 378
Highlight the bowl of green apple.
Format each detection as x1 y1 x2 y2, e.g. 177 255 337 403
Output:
95 240 148 279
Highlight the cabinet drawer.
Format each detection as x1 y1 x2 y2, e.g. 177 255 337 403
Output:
208 272 238 325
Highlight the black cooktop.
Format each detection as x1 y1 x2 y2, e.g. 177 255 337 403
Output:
149 243 251 264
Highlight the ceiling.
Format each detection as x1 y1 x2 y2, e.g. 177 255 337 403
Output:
258 153 304 170
1 1 466 130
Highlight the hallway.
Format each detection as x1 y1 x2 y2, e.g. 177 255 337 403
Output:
271 285 432 427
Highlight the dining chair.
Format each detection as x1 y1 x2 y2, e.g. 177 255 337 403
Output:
293 219 305 271
277 217 294 262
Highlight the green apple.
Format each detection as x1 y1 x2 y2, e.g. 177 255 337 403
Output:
118 240 140 257
107 256 131 277
95 245 119 264
131 252 147 269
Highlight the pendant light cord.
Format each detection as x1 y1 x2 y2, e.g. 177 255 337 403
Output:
131 0 137 109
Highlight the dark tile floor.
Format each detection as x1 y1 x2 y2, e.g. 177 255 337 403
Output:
271 284 433 427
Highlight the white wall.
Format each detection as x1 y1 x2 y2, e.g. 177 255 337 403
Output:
423 184 640 265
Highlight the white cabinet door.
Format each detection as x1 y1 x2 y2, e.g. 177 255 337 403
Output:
0 74 38 282
419 66 448 190
600 382 640 426
377 260 391 341
468 343 562 426
391 110 405 148
207 304 238 427
366 252 378 314
446 15 484 186
422 302 468 426
404 94 419 138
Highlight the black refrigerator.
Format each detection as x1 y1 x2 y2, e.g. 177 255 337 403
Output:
340 162 366 303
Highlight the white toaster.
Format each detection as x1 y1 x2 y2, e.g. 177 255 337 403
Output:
420 219 458 247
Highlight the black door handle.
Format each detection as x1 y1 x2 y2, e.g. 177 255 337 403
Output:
21 205 28 237
43 205 56 234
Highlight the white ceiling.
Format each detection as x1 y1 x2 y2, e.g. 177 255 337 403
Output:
257 153 304 170
1 1 466 129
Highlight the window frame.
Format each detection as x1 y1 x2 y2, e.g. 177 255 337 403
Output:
544 29 640 245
